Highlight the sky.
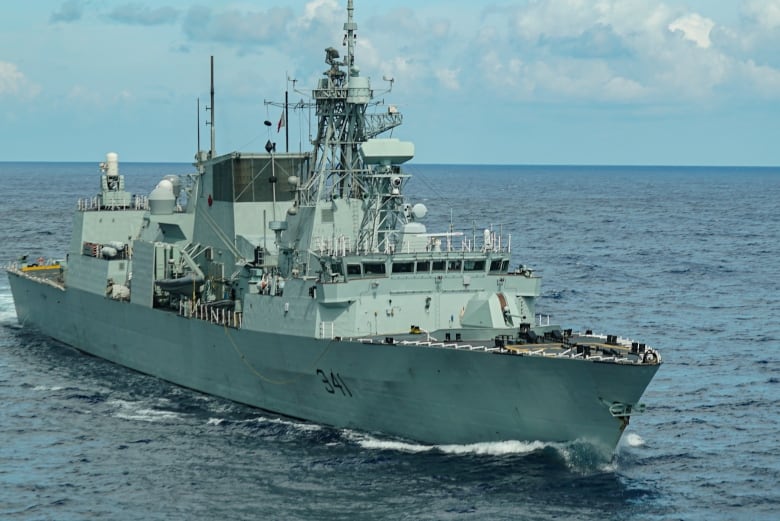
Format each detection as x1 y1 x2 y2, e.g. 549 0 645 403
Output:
1 0 779 166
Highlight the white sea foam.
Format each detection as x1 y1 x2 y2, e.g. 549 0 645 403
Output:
350 431 553 456
624 432 646 447
437 440 551 456
252 415 323 432
109 399 183 423
354 437 433 453
556 443 617 473
33 385 65 392
351 431 616 473
205 414 323 432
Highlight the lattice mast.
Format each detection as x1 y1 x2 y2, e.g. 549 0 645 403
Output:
299 0 409 254
305 0 367 200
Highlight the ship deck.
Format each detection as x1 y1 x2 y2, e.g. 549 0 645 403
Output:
7 264 65 290
351 332 660 366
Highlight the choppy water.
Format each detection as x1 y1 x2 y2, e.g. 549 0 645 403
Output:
1 162 778 520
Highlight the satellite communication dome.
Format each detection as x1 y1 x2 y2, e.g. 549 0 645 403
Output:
163 175 182 198
149 179 176 215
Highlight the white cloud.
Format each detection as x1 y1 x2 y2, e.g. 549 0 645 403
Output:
477 51 534 97
602 76 648 101
66 85 134 108
435 68 460 90
183 6 294 45
668 13 715 48
0 61 40 99
67 85 102 106
107 4 180 26
526 59 650 102
0 61 25 95
468 1 767 103
299 0 340 30
507 0 608 42
741 0 780 30
740 59 780 96
50 0 86 23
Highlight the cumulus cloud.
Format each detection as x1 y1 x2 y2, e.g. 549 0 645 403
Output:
348 8 454 96
466 0 762 103
67 85 102 106
298 0 341 30
741 0 780 30
50 0 87 23
733 0 780 67
182 5 294 45
0 61 41 99
435 68 460 90
63 84 135 109
602 76 647 101
668 13 715 48
107 4 180 26
145 0 780 106
521 59 650 102
504 0 606 43
740 59 780 97
178 0 780 106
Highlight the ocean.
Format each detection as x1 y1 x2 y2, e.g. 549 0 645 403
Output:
1 161 778 520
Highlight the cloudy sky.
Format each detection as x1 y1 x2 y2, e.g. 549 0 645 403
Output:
2 0 779 165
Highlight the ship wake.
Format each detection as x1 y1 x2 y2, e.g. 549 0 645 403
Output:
346 431 626 474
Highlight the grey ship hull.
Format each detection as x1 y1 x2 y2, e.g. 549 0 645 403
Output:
9 271 659 450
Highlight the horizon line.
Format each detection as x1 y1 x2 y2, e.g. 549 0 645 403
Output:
0 160 777 169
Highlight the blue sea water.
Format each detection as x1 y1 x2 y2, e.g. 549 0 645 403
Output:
1 161 778 520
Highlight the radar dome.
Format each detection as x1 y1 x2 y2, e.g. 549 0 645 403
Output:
163 175 182 198
105 152 119 177
149 179 175 215
411 203 427 219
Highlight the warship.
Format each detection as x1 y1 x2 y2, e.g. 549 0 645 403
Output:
7 1 660 451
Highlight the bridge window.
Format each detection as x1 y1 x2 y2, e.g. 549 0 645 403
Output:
363 262 386 276
416 261 430 273
464 260 485 271
431 260 445 272
447 260 462 272
346 263 361 276
392 262 414 273
490 259 510 273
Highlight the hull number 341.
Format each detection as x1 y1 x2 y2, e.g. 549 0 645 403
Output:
316 369 352 397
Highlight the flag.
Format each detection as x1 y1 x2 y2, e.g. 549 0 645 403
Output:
277 110 285 132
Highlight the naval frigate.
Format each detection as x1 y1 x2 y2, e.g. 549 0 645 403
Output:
7 0 661 452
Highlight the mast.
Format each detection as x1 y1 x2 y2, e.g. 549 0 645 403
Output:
346 0 355 72
209 56 215 158
284 88 289 153
292 0 408 254
303 0 367 201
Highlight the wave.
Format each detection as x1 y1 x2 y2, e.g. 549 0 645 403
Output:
205 413 324 435
32 385 66 392
622 432 646 447
352 435 549 456
347 431 617 473
109 399 187 423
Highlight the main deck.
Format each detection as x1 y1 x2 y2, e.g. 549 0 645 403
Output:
354 329 661 366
